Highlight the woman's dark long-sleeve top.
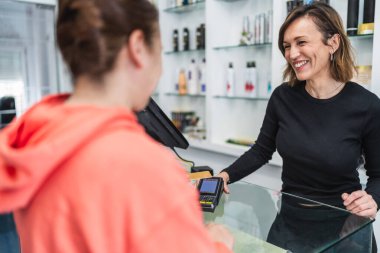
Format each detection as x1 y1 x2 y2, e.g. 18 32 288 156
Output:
223 81 380 207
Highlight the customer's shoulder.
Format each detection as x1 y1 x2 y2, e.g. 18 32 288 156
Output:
93 128 173 162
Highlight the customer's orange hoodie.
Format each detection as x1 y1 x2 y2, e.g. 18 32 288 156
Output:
0 94 231 253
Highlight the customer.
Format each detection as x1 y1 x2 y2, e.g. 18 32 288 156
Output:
0 0 233 252
218 2 380 219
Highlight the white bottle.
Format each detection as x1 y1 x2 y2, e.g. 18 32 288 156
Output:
226 62 235 97
266 10 273 43
259 13 265 44
187 59 198 95
199 58 206 95
249 61 258 97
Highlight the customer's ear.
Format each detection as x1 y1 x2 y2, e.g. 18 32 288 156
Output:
127 29 147 69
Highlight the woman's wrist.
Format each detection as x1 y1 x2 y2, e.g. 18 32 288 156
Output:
220 171 230 183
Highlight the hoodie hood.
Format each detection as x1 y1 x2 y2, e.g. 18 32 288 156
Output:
0 94 143 213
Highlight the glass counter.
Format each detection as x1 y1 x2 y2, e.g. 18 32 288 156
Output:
204 182 374 253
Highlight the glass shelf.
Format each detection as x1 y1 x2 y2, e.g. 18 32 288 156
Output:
348 34 374 40
165 92 206 98
215 0 245 2
214 42 272 50
164 48 205 55
213 95 269 101
163 0 205 13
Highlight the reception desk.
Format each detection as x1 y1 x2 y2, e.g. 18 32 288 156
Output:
204 182 374 253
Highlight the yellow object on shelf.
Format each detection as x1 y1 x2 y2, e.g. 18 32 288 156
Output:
358 23 374 35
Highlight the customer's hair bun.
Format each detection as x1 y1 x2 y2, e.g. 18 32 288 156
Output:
57 0 106 78
57 0 159 81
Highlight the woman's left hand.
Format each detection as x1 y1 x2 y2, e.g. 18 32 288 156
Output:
342 190 378 219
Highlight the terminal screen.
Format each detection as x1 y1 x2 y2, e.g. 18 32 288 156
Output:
200 180 218 194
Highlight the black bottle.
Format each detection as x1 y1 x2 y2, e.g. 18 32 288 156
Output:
183 28 190 51
286 0 295 14
347 0 359 36
363 0 375 24
196 26 201 50
296 0 303 7
0 96 16 129
173 29 179 52
200 23 206 49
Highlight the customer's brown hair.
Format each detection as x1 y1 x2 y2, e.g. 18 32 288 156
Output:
57 0 159 81
278 3 356 86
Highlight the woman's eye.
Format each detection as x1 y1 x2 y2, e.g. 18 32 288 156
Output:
298 41 306 45
284 45 290 50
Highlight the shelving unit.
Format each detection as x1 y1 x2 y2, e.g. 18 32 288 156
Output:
213 43 272 50
156 0 380 167
163 0 205 13
165 92 206 98
213 95 269 101
164 48 205 55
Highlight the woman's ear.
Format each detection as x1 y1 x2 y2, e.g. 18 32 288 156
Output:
328 33 340 54
127 30 147 69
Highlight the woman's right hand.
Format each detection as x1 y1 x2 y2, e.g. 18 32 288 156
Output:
205 223 234 250
216 171 230 194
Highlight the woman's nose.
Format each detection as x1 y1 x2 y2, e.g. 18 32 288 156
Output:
289 46 300 60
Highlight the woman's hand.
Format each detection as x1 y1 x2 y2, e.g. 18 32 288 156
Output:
216 171 230 194
342 190 378 219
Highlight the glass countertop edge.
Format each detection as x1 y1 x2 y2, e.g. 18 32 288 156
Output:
235 181 374 252
316 217 374 253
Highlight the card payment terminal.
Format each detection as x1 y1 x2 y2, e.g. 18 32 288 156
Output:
197 177 223 212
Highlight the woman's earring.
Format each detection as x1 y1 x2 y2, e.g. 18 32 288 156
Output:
330 52 334 62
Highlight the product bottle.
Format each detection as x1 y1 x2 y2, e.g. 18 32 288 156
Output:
173 29 179 51
226 62 235 97
178 68 187 95
199 58 206 95
196 26 201 50
266 70 272 97
244 62 251 95
347 0 359 36
363 0 375 24
254 15 260 44
266 10 273 43
183 28 190 51
359 0 375 35
200 23 206 49
296 0 303 7
187 59 198 95
259 13 265 44
286 0 295 14
249 61 258 97
240 16 252 45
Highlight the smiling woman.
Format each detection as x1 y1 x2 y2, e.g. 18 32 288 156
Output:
278 3 355 90
217 3 380 252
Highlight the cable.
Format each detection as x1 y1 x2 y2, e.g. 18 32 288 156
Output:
170 147 195 168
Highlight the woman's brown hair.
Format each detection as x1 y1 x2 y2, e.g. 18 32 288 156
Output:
57 0 159 81
278 3 356 86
